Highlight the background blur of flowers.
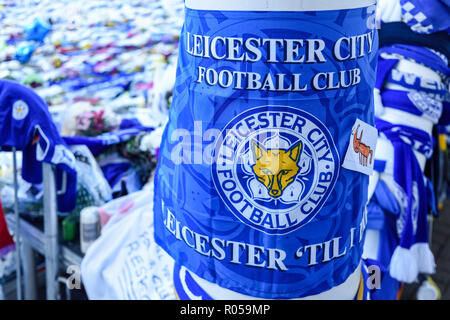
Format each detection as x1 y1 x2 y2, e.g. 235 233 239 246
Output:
75 109 119 136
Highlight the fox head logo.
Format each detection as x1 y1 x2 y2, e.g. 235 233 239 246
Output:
251 140 302 198
212 107 339 234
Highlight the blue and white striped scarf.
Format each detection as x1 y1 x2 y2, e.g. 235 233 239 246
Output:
374 117 436 282
399 0 450 34
379 0 450 35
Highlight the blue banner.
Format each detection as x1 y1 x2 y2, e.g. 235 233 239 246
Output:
154 3 378 298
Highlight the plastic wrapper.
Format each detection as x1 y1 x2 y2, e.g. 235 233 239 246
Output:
70 145 112 212
81 184 176 300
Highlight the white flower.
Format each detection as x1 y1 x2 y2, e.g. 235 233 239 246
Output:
140 126 165 153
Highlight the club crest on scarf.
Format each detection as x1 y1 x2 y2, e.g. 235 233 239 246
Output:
212 106 339 235
390 179 419 238
12 100 29 120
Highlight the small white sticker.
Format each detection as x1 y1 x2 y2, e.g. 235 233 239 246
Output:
12 100 29 120
342 118 378 175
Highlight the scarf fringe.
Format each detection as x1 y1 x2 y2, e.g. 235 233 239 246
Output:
411 243 436 274
389 246 419 283
389 243 436 283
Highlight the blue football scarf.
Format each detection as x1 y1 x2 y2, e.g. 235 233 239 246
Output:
374 117 435 283
153 1 379 298
63 120 154 157
366 179 403 299
379 44 449 78
374 50 449 122
0 79 77 213
366 174 438 298
379 57 448 103
381 89 443 123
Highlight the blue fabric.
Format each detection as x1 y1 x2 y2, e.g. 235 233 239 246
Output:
385 70 448 102
367 179 400 232
374 159 387 173
118 118 151 131
362 258 397 300
15 43 36 64
375 51 448 102
101 162 132 189
365 183 402 300
173 264 213 300
24 18 51 42
367 0 448 293
366 201 386 231
63 135 111 157
174 261 373 300
154 5 378 298
399 0 450 34
0 79 77 213
382 90 427 117
375 57 399 90
367 180 401 268
365 256 399 300
439 101 450 126
381 89 443 123
63 123 153 157
374 179 402 217
425 177 438 217
380 44 449 77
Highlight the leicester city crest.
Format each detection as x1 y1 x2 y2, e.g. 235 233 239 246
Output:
212 106 340 234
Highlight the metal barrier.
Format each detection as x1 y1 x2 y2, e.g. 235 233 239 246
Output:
11 148 22 300
42 163 59 300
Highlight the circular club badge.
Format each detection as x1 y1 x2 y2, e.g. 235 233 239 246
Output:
12 100 29 121
212 106 340 235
